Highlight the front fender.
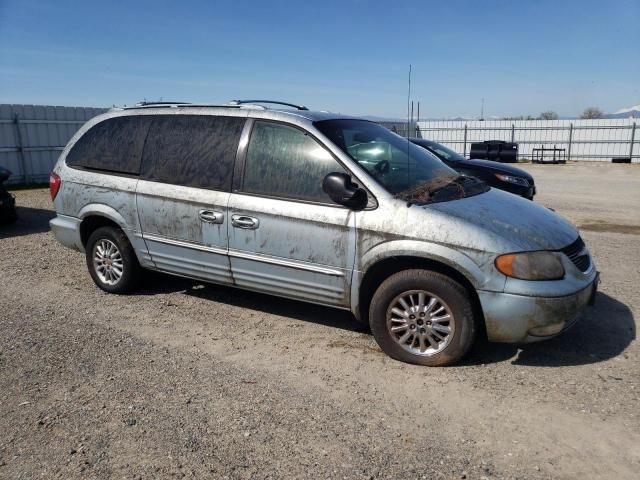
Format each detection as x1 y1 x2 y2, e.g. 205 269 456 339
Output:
350 239 506 318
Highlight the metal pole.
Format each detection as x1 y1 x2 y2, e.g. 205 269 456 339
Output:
463 124 468 157
410 101 414 138
567 123 573 162
630 123 636 161
406 64 411 139
13 114 28 184
511 123 515 143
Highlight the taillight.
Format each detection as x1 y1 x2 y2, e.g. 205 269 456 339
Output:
49 172 61 200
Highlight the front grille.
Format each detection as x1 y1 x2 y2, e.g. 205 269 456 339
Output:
559 236 591 273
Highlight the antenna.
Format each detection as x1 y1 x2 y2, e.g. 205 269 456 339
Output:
406 64 412 139
480 97 485 120
406 64 412 192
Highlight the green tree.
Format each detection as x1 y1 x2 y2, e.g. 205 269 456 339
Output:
540 111 559 120
580 107 604 119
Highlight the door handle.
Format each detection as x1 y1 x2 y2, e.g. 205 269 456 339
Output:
199 210 224 224
231 214 259 229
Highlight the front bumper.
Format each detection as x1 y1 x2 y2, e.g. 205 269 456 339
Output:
493 181 535 199
527 185 536 199
478 275 598 343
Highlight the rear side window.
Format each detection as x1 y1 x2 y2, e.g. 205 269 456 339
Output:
66 116 151 175
242 121 346 203
141 115 245 191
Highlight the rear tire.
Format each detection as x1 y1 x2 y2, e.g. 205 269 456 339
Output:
85 226 140 294
369 269 476 366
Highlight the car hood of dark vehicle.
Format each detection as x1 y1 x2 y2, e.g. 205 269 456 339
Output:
458 158 533 181
424 187 577 251
0 166 11 183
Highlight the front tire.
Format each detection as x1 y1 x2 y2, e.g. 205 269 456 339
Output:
369 269 476 366
85 226 140 294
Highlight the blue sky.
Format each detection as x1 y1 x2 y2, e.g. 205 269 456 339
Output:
0 0 638 118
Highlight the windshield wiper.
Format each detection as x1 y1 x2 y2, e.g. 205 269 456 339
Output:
396 175 485 206
395 175 458 205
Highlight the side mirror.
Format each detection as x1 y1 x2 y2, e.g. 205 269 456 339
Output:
322 172 368 210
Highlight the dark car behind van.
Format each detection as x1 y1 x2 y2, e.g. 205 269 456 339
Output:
0 166 17 224
411 139 535 199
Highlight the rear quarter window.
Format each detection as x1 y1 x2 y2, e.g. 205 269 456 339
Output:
66 116 151 175
141 115 245 191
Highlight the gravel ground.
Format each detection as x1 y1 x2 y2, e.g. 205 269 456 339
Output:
1 163 638 479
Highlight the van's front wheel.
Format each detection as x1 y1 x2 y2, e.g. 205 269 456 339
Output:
86 226 140 294
369 270 476 366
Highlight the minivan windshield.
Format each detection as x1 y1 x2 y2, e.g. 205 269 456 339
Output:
315 119 488 204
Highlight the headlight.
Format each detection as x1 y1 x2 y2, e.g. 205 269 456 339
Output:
495 173 529 186
495 251 565 280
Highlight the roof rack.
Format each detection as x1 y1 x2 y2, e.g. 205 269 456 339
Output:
135 101 191 107
229 99 308 111
123 102 241 110
121 100 309 111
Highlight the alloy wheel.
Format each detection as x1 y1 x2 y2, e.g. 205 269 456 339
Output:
92 239 124 285
386 290 455 356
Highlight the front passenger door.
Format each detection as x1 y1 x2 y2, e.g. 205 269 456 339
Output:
227 120 357 307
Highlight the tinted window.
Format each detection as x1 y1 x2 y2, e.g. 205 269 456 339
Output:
141 115 245 191
315 119 456 195
421 141 465 162
242 121 345 202
66 116 151 174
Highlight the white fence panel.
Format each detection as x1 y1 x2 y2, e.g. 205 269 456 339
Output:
0 104 107 184
416 118 639 163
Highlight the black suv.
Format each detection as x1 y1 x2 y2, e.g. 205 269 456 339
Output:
411 139 535 199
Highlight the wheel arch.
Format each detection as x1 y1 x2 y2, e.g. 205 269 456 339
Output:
78 204 129 248
79 215 123 248
353 251 487 339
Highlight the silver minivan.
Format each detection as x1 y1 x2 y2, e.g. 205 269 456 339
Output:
49 100 598 366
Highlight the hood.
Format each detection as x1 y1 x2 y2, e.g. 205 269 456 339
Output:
424 188 577 252
461 158 533 180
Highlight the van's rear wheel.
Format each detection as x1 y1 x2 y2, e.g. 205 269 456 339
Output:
86 226 140 294
369 270 475 366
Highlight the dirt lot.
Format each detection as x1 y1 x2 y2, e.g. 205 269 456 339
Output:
1 163 638 479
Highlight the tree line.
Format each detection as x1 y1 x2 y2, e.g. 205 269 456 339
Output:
501 107 604 121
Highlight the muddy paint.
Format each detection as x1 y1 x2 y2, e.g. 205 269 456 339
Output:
136 179 233 284
226 193 354 306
